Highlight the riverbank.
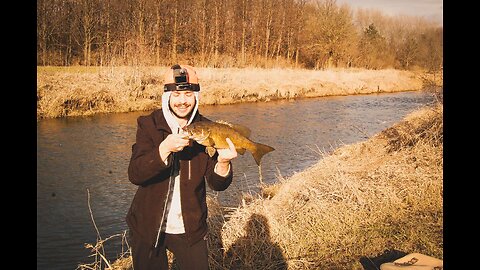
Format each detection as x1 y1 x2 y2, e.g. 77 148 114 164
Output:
37 66 440 120
216 102 443 269
79 100 443 269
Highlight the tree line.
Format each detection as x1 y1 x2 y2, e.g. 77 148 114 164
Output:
37 0 442 70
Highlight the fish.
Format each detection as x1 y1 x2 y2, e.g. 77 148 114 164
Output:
182 120 275 166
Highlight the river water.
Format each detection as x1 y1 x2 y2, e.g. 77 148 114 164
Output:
37 91 436 269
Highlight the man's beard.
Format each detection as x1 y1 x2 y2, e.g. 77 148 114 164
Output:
169 101 195 120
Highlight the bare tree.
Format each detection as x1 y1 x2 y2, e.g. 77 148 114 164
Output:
37 0 63 65
397 36 419 70
302 0 356 69
417 28 443 72
76 0 100 66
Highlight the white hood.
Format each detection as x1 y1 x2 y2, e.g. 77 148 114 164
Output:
161 91 200 134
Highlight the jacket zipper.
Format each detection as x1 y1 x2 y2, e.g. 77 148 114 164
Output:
154 153 176 248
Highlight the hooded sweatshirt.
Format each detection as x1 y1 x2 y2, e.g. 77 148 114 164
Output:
161 91 199 234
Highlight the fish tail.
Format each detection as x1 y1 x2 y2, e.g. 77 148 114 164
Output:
251 142 275 166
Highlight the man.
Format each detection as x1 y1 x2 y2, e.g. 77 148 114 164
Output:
126 64 237 270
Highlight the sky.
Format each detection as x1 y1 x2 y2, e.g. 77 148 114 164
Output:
336 0 443 26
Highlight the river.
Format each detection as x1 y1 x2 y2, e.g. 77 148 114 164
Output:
37 91 436 269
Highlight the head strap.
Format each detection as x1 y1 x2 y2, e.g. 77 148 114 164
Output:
164 83 200 92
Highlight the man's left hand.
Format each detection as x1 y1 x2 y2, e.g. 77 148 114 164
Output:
217 138 237 163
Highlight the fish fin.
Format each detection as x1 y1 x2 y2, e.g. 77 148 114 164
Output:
207 137 216 146
216 120 251 138
251 143 275 166
206 146 217 157
231 124 251 138
215 120 233 129
215 120 231 126
237 148 246 155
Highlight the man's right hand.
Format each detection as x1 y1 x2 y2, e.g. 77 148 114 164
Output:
159 134 190 163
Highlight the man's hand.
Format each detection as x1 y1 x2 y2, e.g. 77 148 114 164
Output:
215 138 237 176
217 138 238 163
159 133 190 162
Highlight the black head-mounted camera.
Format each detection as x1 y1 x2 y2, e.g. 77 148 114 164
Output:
164 64 200 92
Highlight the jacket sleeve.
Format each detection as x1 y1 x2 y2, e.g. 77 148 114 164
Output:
128 116 172 185
205 156 233 191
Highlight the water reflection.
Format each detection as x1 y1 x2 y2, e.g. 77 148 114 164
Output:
37 91 435 270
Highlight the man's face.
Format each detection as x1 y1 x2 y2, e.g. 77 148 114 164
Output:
169 90 196 119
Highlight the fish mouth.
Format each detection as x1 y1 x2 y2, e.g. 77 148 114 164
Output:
182 127 209 142
190 133 209 142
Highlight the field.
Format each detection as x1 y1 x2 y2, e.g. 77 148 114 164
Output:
36 66 438 120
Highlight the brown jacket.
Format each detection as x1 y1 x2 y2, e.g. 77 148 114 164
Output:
126 109 233 247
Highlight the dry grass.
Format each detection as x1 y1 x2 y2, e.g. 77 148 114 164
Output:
37 66 429 120
77 189 132 270
91 101 442 269
37 66 165 119
217 103 442 269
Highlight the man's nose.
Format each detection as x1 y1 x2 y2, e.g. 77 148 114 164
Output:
179 93 189 103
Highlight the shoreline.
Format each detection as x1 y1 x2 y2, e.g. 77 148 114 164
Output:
37 66 441 120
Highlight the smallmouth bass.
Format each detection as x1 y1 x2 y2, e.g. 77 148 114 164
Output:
183 120 275 166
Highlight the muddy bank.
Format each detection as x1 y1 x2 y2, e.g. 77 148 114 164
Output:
37 66 439 120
